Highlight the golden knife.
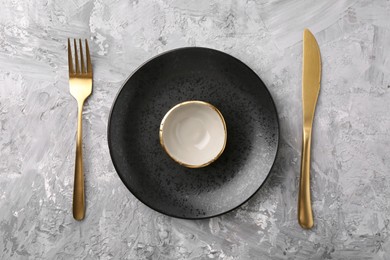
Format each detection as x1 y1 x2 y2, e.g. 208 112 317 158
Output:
298 29 321 229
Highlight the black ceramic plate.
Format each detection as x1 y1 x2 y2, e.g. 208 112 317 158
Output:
108 47 279 219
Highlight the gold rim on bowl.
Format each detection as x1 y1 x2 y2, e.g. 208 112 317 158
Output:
159 100 227 168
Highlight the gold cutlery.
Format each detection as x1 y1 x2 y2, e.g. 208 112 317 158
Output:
298 29 321 229
68 39 93 220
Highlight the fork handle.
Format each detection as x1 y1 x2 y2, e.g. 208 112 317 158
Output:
298 128 313 229
73 101 85 220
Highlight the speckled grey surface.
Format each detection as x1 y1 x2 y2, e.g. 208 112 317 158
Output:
0 0 390 259
108 47 279 219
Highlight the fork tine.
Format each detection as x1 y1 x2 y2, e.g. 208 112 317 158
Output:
85 39 92 74
74 39 80 74
79 39 85 73
68 39 74 75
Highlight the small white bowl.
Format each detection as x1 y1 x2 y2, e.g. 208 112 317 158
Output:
159 101 227 168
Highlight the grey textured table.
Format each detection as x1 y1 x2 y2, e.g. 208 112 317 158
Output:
1 0 390 259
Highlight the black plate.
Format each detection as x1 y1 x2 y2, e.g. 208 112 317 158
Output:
108 47 279 219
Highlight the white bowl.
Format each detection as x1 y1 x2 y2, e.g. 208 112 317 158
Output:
159 101 227 168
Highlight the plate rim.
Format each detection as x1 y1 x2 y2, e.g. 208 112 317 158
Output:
107 46 280 219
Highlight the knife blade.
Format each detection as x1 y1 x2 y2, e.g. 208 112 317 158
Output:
298 28 321 229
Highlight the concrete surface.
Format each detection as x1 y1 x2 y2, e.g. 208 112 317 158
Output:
0 0 389 259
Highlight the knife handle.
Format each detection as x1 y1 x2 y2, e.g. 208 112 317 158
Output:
298 128 314 229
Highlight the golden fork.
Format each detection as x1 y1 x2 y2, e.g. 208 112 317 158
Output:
68 39 92 220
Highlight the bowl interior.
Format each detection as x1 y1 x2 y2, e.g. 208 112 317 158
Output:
160 101 226 167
